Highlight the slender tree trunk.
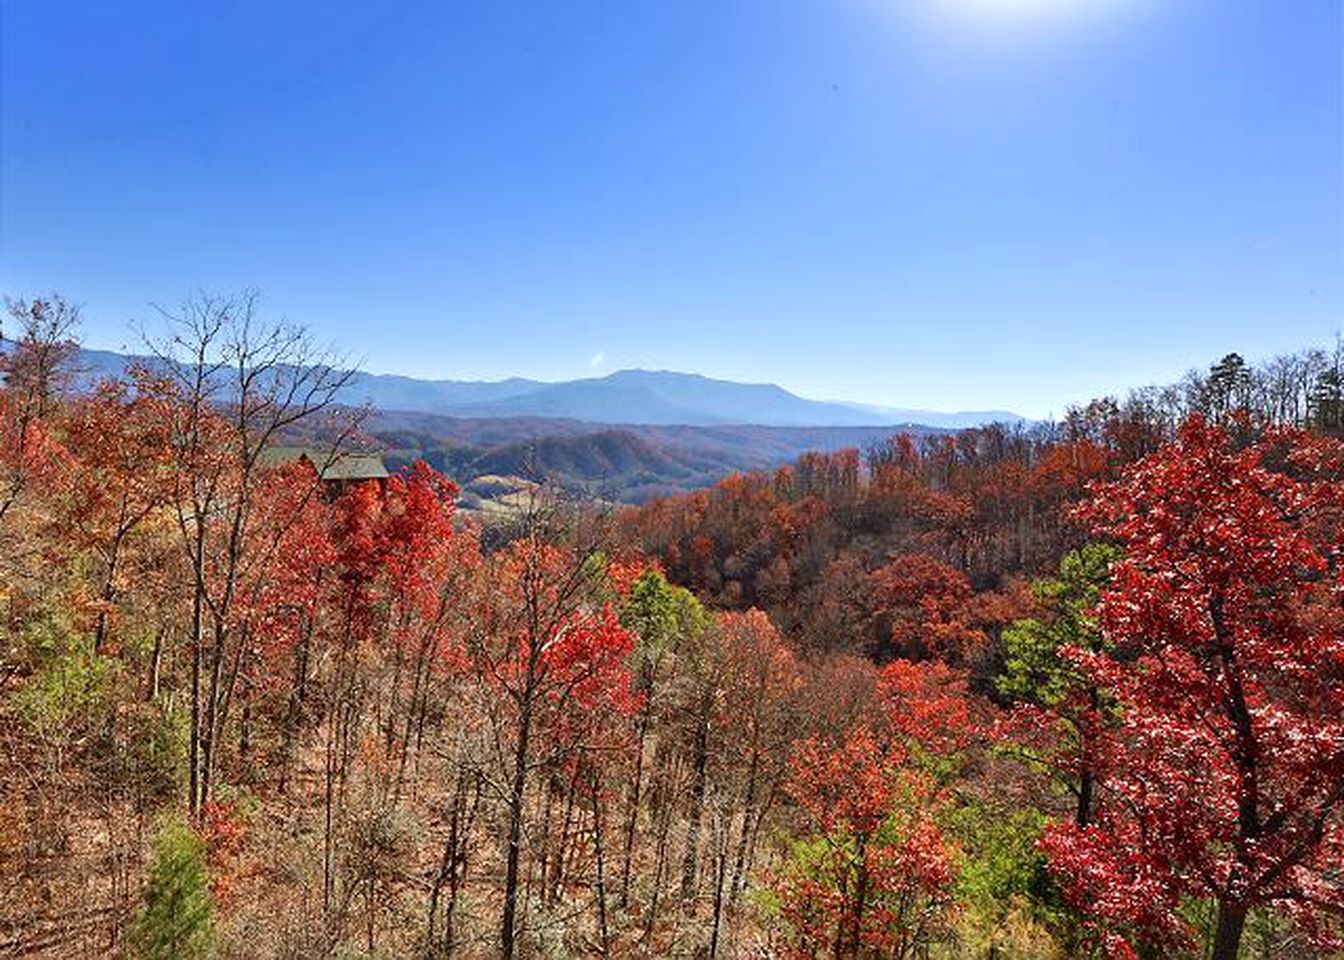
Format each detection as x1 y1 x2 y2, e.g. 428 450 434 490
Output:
239 693 251 769
366 871 376 955
278 613 313 794
323 704 337 918
620 688 655 906
145 627 164 703
550 781 576 905
396 624 436 796
445 778 481 956
847 840 869 960
590 773 611 958
93 527 125 653
198 620 227 807
382 608 410 787
644 761 677 945
534 777 555 910
200 487 250 807
1077 687 1100 828
428 770 481 956
680 689 713 901
427 787 460 945
501 686 536 959
728 749 761 908
189 534 205 814
709 814 729 959
1210 600 1256 960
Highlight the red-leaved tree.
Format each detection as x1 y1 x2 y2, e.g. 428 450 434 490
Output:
775 658 970 959
1041 417 1344 959
868 553 986 666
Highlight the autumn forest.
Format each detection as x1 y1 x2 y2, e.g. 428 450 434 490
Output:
1 292 1342 960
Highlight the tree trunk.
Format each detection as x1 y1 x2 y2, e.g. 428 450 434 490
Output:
549 782 576 905
189 549 204 814
428 770 480 956
1210 900 1246 960
708 815 729 959
848 849 868 960
278 617 312 794
93 527 126 654
396 624 436 797
323 706 337 917
590 773 611 958
728 748 761 909
501 688 535 959
198 620 227 808
620 687 655 906
145 628 164 703
680 689 713 901
644 759 677 946
1077 687 1101 827
1076 768 1094 828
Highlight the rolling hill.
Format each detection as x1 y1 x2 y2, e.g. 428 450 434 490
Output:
365 410 946 503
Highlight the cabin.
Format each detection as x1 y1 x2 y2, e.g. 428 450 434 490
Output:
259 445 390 497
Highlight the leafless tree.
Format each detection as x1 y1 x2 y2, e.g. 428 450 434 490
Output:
142 290 363 813
0 294 80 524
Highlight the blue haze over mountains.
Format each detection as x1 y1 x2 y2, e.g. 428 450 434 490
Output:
66 346 1028 502
75 348 1021 430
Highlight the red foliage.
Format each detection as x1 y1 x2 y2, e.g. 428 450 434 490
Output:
46 378 177 642
239 461 337 659
0 394 67 510
869 554 986 664
605 552 661 597
1042 417 1344 955
1031 439 1112 504
775 655 971 958
198 799 246 904
778 724 960 959
474 539 640 755
325 461 473 661
877 658 975 756
790 727 902 837
715 609 802 747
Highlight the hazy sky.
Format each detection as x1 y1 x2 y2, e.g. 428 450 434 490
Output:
2 1 1340 418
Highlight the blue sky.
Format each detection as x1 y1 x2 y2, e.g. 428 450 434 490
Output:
1 1 1340 418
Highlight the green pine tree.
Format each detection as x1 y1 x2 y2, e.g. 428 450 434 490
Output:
619 567 708 667
129 818 214 960
997 542 1120 708
997 543 1120 830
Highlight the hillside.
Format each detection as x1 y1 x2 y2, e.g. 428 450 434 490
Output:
6 302 1342 960
365 409 944 502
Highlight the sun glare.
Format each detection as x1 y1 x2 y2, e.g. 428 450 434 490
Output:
900 0 1137 45
921 0 1135 33
942 0 1112 16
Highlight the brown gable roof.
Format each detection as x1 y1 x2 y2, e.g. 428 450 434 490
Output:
260 445 389 482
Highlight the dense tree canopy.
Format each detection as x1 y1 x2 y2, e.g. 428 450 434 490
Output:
1 300 1340 958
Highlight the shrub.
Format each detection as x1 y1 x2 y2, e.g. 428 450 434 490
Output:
129 818 214 960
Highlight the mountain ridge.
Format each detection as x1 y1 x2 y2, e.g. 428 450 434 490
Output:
69 348 1025 429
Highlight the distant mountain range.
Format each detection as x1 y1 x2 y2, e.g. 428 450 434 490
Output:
67 347 1026 503
343 367 1024 428
75 348 1023 430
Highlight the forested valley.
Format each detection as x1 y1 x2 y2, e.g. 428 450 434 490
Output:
2 293 1342 959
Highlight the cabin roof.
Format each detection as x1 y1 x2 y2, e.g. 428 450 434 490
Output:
260 445 389 482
